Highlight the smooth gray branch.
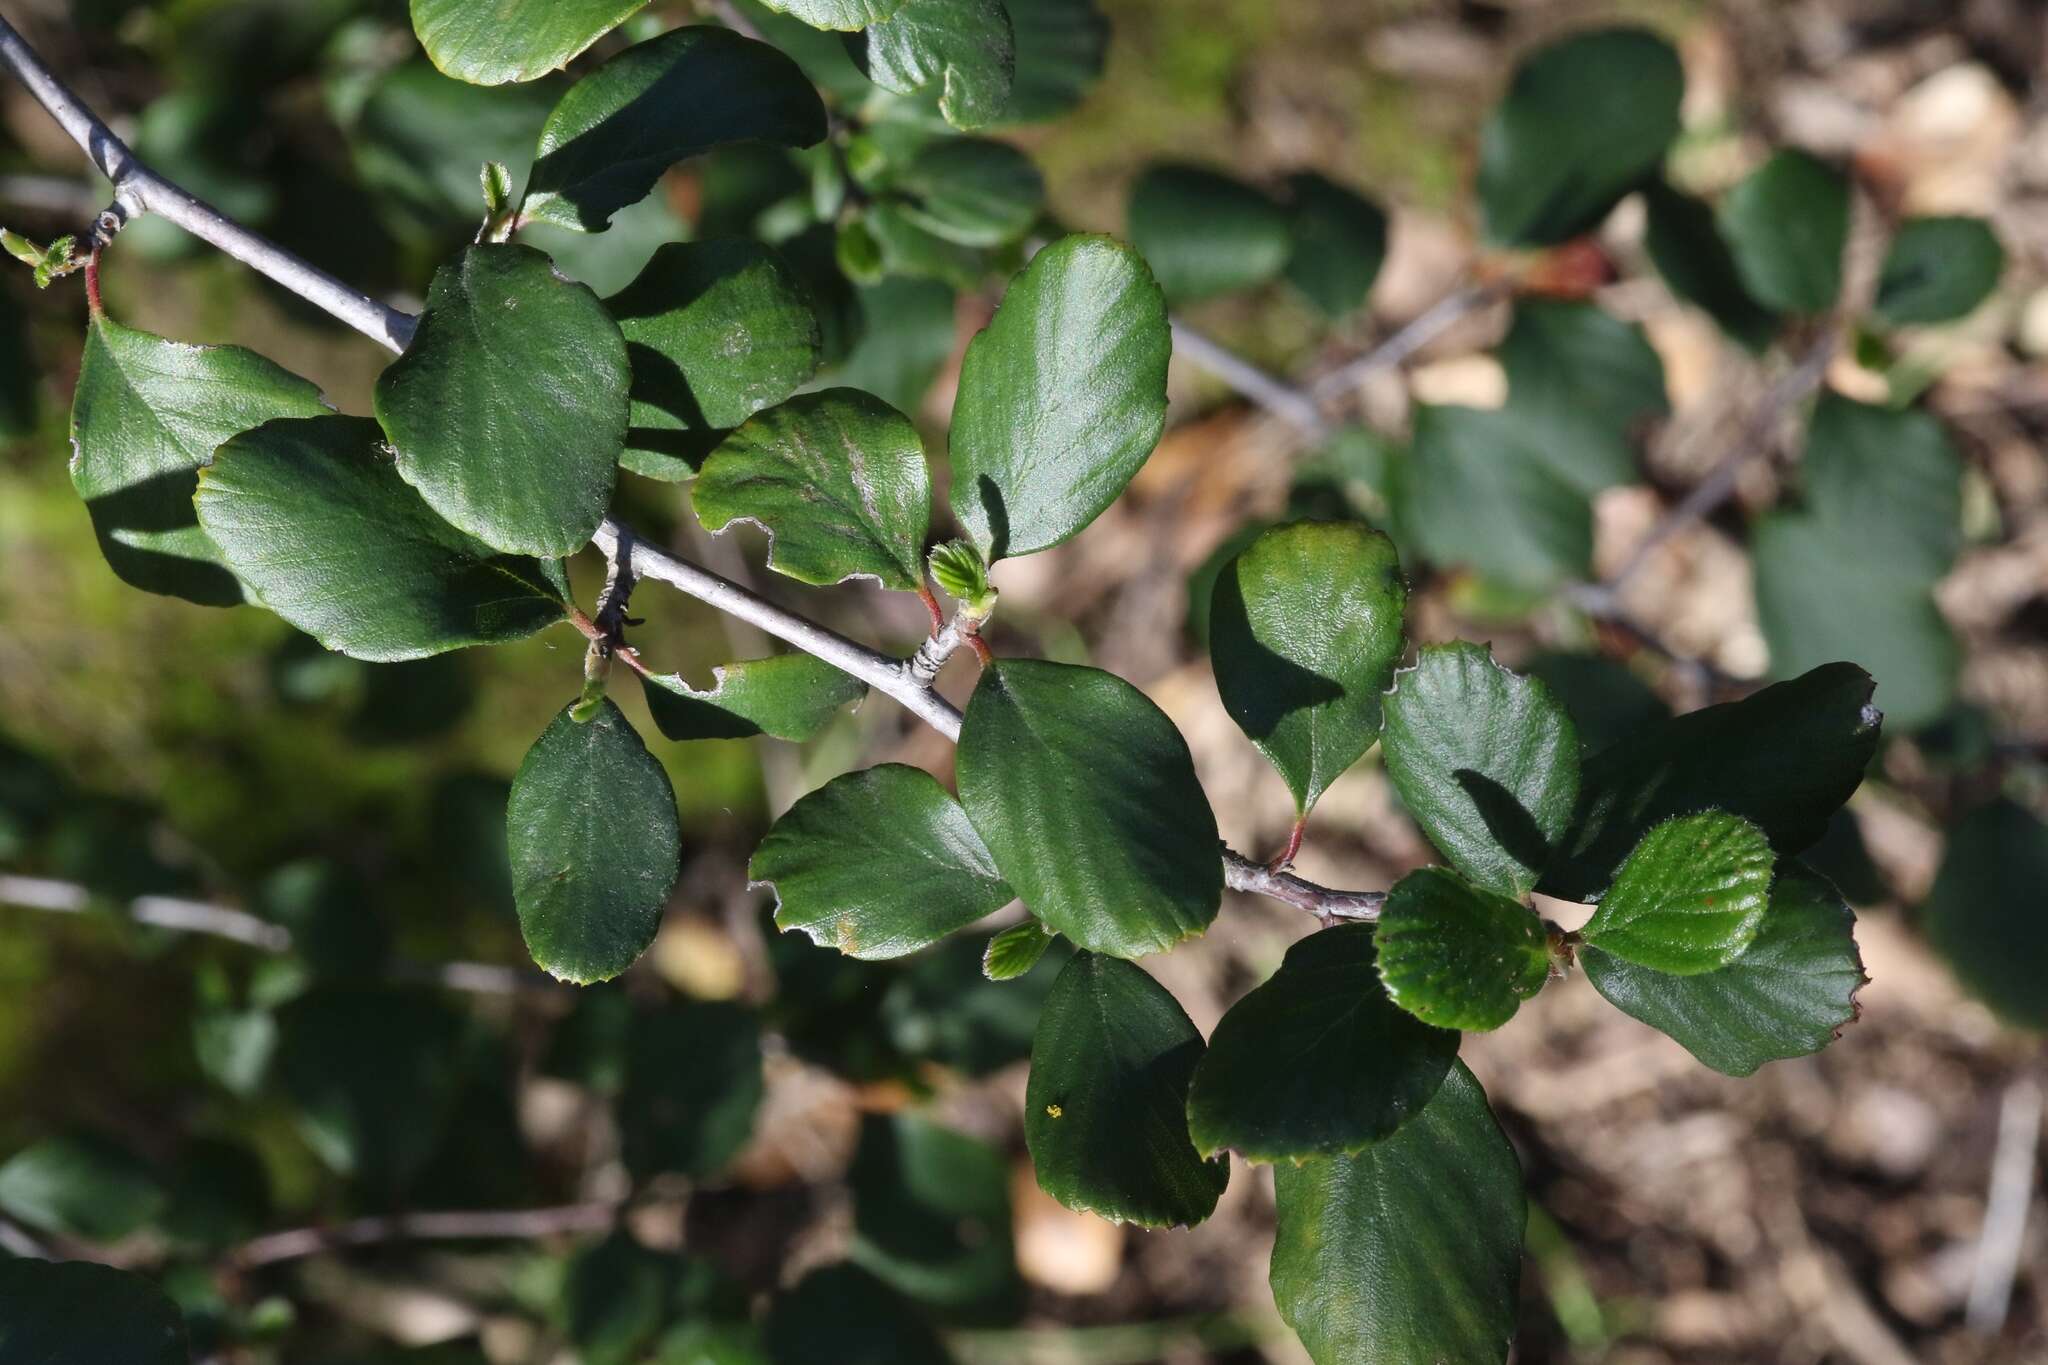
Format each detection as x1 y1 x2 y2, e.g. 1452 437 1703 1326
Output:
1170 318 1327 436
1309 281 1508 402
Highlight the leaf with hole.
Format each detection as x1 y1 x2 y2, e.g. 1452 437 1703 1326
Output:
1375 867 1552 1031
1209 521 1407 817
1185 923 1457 1163
0 1260 189 1365
1025 953 1227 1227
853 0 1015 131
196 416 569 661
508 698 681 984
1126 163 1290 304
1717 150 1850 315
1874 216 2004 326
1580 812 1774 974
948 235 1169 560
411 0 650 85
641 655 865 742
958 660 1221 958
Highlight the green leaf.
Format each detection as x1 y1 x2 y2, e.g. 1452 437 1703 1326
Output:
1375 867 1552 1031
1546 664 1881 901
957 660 1221 958
1381 642 1580 899
1643 181 1782 353
374 244 628 557
850 1114 1018 1312
1494 299 1667 494
349 62 560 244
1270 1062 1522 1365
1404 403 1594 592
693 389 932 590
1523 652 1669 754
888 138 1043 247
68 315 329 605
1717 150 1850 315
641 655 865 742
523 26 828 231
1281 172 1387 319
1126 163 1290 303
558 1234 673 1365
1581 812 1774 974
753 763 1015 959
1477 27 1683 247
855 0 1016 131
275 987 465 1189
508 698 681 984
833 276 958 413
609 239 823 481
1921 799 2048 1030
0 1133 165 1242
948 234 1169 560
1874 216 2004 326
621 1001 763 1177
1208 521 1407 816
765 1264 955 1365
1802 393 1963 582
757 0 906 28
982 918 1055 980
411 0 651 85
1001 0 1108 123
196 415 570 661
0 1259 190 1365
1582 864 1864 1074
1025 953 1227 1227
1186 923 1457 1162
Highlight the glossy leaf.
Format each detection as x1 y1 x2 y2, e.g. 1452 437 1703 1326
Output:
68 316 328 605
411 0 649 85
609 239 822 481
0 1133 165 1242
890 138 1044 247
1643 181 1781 353
1025 953 1227 1227
1583 864 1864 1074
855 0 1015 131
957 660 1221 958
1477 27 1683 247
1495 299 1667 494
983 918 1055 980
753 763 1014 959
850 1114 1017 1311
1921 800 2048 1030
1209 521 1407 816
1874 216 2004 326
948 235 1170 559
1404 403 1594 592
1002 0 1108 123
1546 664 1879 901
524 26 828 230
196 416 569 661
1381 643 1581 899
641 655 865 742
1185 923 1457 1162
757 0 904 28
694 389 931 590
764 1264 954 1365
1126 163 1290 303
1375 867 1551 1031
1580 812 1774 974
621 1001 763 1177
0 1259 189 1365
374 244 628 556
1282 172 1387 319
1717 151 1850 315
1270 1063 1522 1365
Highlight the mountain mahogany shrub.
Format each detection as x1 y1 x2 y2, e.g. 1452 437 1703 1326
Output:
4 6 2018 1362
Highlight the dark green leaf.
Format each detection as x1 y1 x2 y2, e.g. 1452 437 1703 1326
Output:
161 1138 270 1248
349 63 561 245
1477 27 1683 247
559 1234 672 1365
1186 923 1457 1162
1580 812 1774 974
523 191 691 297
374 244 628 556
1921 799 2048 1030
1495 299 1667 494
857 204 990 287
833 276 958 413
1270 1062 1522 1365
621 1001 763 1177
0 1260 189 1365
1802 394 1963 582
524 26 828 231
1583 864 1864 1074
1001 0 1108 123
694 389 932 590
958 660 1221 958
948 234 1169 559
1209 521 1407 816
609 239 822 480
1523 652 1668 754
1544 664 1881 902
1404 403 1593 591
641 655 865 742
196 415 569 661
1874 216 2004 326
1717 151 1850 315
508 699 680 984
889 138 1043 246
1025 953 1227 1227
983 918 1055 980
1281 172 1387 319
1643 181 1781 353
1126 163 1290 303
1381 642 1580 899
1375 867 1551 1031
68 316 328 605
765 1264 954 1365
275 987 465 1189
883 935 1067 1075
854 0 1015 131
0 1133 165 1242
757 0 904 28
754 763 1014 959
850 1114 1017 1312
411 0 651 85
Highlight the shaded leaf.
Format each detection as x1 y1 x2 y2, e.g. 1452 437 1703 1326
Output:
1874 216 2004 326
0 1133 165 1242
1404 403 1594 592
1001 0 1108 123
1802 393 1963 582
889 137 1043 247
1375 867 1551 1031
0 1259 189 1365
1717 151 1850 315
1126 163 1290 303
1643 181 1781 353
1581 812 1774 974
854 0 1015 131
411 0 650 85
1495 299 1667 494
641 654 865 741
621 1001 763 1177
833 276 958 413
1282 172 1387 319
765 1264 954 1365
1523 652 1668 754
850 1114 1018 1312
275 987 465 1189
1920 799 2048 1030
982 918 1055 980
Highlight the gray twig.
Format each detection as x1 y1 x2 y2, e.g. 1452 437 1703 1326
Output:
1170 318 1327 436
231 1201 621 1270
1308 281 1508 403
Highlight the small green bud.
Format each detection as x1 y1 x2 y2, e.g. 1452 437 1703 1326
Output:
1 229 42 267
480 161 513 217
929 539 997 617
